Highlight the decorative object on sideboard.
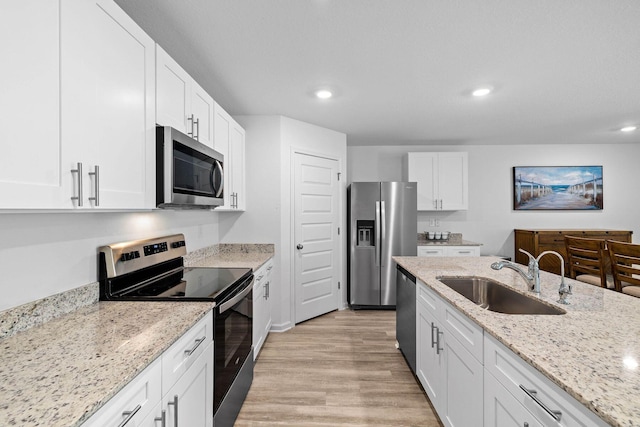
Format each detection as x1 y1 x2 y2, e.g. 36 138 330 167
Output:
513 166 603 210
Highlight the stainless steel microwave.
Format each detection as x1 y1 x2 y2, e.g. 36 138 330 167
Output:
156 126 224 209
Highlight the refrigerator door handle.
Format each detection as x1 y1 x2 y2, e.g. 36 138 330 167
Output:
375 201 381 267
380 201 386 267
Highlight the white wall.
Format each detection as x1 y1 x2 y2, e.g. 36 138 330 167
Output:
0 210 220 312
220 115 347 331
348 143 640 258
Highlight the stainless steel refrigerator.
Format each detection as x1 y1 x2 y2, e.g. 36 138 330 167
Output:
347 182 417 308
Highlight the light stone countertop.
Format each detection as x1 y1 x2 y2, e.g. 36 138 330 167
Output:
0 301 213 427
184 243 274 271
394 255 640 427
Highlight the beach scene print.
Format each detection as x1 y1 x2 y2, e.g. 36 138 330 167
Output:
513 166 603 210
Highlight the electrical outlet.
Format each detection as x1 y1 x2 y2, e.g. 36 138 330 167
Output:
435 219 440 227
429 218 436 227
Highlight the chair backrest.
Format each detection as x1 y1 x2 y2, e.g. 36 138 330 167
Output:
564 235 607 287
607 240 640 292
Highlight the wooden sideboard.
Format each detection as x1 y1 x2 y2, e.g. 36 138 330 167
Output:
514 229 633 276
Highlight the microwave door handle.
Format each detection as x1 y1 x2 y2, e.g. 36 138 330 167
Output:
210 160 224 198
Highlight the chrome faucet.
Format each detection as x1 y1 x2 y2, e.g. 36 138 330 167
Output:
491 249 571 303
491 249 541 292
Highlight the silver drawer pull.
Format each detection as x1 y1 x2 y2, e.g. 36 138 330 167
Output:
118 404 141 427
167 395 179 427
430 322 438 348
184 336 206 357
89 165 99 206
519 385 562 421
436 329 444 354
154 410 166 427
71 162 83 206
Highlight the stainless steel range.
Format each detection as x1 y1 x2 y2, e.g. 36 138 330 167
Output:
98 234 254 427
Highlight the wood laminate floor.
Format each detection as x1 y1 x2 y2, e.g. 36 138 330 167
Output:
235 309 442 427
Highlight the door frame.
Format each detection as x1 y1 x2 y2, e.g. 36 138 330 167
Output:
289 146 346 324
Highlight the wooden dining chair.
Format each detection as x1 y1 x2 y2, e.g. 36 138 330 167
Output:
607 240 640 297
564 235 613 289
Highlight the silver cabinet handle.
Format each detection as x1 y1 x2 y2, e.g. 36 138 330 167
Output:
184 336 206 357
89 165 99 206
267 265 273 271
433 200 437 209
194 118 199 141
264 281 269 299
431 322 438 348
71 162 83 206
187 114 194 137
519 385 562 422
436 329 444 354
118 404 142 427
257 274 264 281
167 395 179 427
154 410 166 427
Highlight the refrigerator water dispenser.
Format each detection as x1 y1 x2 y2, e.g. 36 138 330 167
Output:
356 220 375 246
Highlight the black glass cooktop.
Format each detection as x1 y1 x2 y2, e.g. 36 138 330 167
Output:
123 267 252 301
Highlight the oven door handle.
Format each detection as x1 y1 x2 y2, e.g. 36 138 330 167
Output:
219 278 253 314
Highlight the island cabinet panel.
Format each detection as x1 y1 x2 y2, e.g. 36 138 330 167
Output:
514 229 632 275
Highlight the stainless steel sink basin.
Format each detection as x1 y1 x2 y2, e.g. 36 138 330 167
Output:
437 276 566 315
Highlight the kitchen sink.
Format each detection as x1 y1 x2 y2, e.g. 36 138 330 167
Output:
436 276 566 315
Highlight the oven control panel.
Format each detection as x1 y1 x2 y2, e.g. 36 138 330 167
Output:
99 234 187 278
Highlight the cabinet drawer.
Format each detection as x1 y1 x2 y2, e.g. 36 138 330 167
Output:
417 247 445 257
484 334 608 427
537 232 566 246
83 357 161 427
441 299 483 363
162 313 213 396
417 280 439 315
445 247 480 257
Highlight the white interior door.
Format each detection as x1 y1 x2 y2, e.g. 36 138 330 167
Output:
294 152 340 324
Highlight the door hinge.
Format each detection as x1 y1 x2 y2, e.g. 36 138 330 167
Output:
337 172 341 181
338 281 341 290
338 227 340 235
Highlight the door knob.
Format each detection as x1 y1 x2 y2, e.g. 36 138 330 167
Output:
297 244 304 250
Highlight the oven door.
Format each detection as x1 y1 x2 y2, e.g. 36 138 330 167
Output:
214 275 253 413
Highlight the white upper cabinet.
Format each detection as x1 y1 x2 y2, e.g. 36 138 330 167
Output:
156 45 215 148
407 152 468 211
0 1 65 208
0 0 155 209
214 102 246 211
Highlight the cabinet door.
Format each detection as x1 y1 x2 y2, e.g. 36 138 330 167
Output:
485 371 543 427
0 1 68 208
89 0 156 209
230 121 246 210
438 152 468 210
191 80 215 148
253 269 265 360
164 342 214 427
156 45 191 133
407 152 438 210
441 332 483 427
417 290 443 413
213 103 232 208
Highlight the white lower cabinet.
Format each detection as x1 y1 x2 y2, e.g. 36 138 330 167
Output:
484 371 544 427
253 259 273 360
82 358 162 427
82 313 213 427
417 246 480 257
415 279 608 427
416 280 484 427
484 334 608 427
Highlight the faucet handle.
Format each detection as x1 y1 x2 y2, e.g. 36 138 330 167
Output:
518 248 536 262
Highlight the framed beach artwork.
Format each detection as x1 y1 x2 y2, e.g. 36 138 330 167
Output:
513 166 603 210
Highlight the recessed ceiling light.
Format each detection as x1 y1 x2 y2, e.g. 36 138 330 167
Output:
315 89 333 99
620 126 637 132
472 87 492 97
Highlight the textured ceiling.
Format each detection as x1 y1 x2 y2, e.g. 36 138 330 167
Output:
115 0 640 146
